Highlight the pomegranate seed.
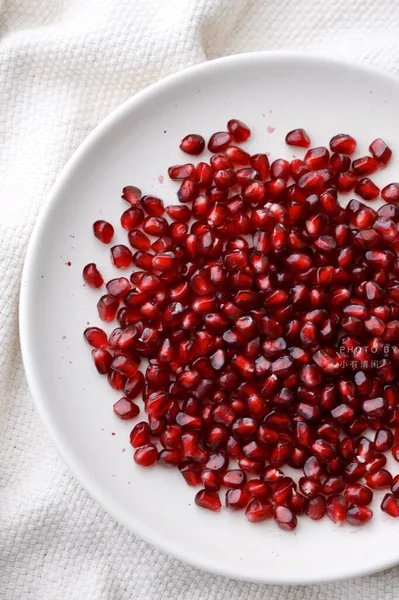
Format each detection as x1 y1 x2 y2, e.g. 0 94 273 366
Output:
381 183 399 204
347 506 373 526
327 495 348 525
273 505 297 531
336 171 357 192
355 178 380 200
227 119 251 142
113 397 139 419
168 163 196 181
250 154 270 180
330 134 356 155
97 295 118 322
195 489 221 511
122 186 141 206
369 138 392 165
226 488 251 510
84 327 108 349
92 348 112 374
208 132 233 153
180 134 205 155
344 483 372 505
381 493 399 517
285 128 311 148
306 496 326 520
365 469 393 489
134 444 158 467
245 499 273 522
83 263 103 288
93 220 114 244
352 156 378 175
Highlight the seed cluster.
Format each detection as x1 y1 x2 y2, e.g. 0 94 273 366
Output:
83 120 399 529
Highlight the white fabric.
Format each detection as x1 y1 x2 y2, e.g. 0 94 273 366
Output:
2 0 399 597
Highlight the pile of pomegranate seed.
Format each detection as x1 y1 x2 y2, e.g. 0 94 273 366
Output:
83 119 399 530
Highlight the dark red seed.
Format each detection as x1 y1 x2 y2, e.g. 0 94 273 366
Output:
369 138 392 165
208 131 233 153
347 506 373 526
382 183 399 204
330 134 356 155
93 220 114 244
245 499 273 522
381 493 399 517
180 134 205 155
306 496 326 520
227 119 251 142
226 488 251 510
134 444 158 467
113 398 140 419
285 128 311 148
195 489 221 511
273 505 297 531
83 263 103 288
355 178 380 201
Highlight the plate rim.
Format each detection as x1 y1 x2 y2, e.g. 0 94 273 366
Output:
19 50 399 585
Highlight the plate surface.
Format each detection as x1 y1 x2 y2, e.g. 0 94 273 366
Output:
20 52 399 584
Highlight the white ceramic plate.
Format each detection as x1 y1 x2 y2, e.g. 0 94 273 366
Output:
20 52 399 585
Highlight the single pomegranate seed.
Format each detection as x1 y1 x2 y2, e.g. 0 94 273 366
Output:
330 134 356 155
227 119 251 142
226 488 251 510
83 263 103 288
352 156 378 175
347 506 373 526
306 496 326 520
113 397 140 419
245 499 273 522
97 295 118 322
285 128 311 148
93 220 114 244
365 469 393 489
208 131 233 153
91 348 112 374
180 134 205 155
344 483 373 506
381 493 399 517
355 178 380 200
168 163 196 181
194 489 221 511
110 245 133 269
336 171 357 192
134 444 158 467
250 154 270 180
273 505 297 531
369 138 392 165
84 327 108 349
327 495 348 525
381 183 399 204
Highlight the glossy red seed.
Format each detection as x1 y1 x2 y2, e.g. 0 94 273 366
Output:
227 119 251 142
134 444 158 466
245 499 273 522
273 505 297 531
327 495 348 525
195 489 221 511
306 496 326 520
83 263 103 288
347 506 373 526
285 128 311 148
208 131 233 153
330 134 356 155
355 178 380 200
180 134 205 155
122 185 142 206
113 397 140 419
84 327 108 349
93 220 114 244
369 138 392 165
